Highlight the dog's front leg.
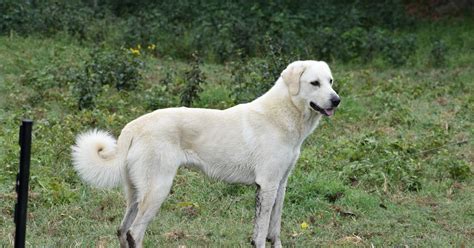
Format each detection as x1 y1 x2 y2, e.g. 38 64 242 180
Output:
252 183 278 248
266 178 288 248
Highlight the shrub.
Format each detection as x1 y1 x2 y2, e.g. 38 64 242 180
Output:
430 39 449 67
144 84 176 111
433 157 472 181
0 0 427 65
180 52 205 107
72 48 143 109
447 160 471 181
382 34 417 66
144 69 179 111
0 1 96 39
340 27 368 62
196 85 234 109
230 58 281 104
22 65 62 91
86 48 143 90
312 27 339 62
230 38 297 103
0 0 34 34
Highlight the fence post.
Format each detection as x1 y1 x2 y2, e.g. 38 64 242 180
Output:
14 119 33 248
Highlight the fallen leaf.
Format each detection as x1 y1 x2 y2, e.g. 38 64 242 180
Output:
337 234 363 245
291 232 302 238
331 205 357 217
177 201 199 208
164 230 186 240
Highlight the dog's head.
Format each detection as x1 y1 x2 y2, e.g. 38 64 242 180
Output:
281 60 340 116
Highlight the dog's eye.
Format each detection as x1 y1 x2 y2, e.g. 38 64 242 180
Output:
310 81 320 87
330 79 333 85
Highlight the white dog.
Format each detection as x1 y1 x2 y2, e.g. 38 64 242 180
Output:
72 60 340 248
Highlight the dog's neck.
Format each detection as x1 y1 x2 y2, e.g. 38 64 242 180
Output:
251 78 322 142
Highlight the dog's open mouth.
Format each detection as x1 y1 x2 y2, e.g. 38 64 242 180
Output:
310 102 335 116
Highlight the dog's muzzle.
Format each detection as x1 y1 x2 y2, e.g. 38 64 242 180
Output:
310 95 340 116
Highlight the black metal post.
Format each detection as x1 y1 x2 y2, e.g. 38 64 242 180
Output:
14 119 33 248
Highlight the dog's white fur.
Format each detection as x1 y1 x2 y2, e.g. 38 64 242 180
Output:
72 60 340 248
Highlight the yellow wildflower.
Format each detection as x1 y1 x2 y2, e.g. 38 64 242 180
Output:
148 44 156 50
129 48 140 56
137 44 141 50
300 221 309 229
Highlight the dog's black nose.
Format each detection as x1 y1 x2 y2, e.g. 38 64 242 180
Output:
331 96 341 107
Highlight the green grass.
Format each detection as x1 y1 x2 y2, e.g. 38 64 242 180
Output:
1 19 473 247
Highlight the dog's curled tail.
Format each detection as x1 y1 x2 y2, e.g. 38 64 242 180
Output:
71 129 131 188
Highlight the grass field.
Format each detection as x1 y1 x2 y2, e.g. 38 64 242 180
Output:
0 19 473 247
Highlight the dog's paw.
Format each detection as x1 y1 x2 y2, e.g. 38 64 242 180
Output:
126 231 136 248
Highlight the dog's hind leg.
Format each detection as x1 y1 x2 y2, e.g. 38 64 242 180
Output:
125 151 180 248
118 201 139 247
126 174 176 247
118 166 140 247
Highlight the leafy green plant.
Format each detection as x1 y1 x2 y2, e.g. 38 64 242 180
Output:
144 84 176 110
72 48 143 109
144 68 179 110
180 52 205 107
430 39 449 67
0 1 96 39
144 70 179 111
340 27 368 62
70 68 100 110
196 85 234 109
0 0 424 64
447 160 472 181
433 157 472 181
382 34 417 66
230 38 296 104
0 0 34 34
22 65 61 92
312 27 339 61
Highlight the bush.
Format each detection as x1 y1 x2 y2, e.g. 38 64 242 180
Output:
230 38 297 103
340 27 369 62
144 69 179 111
230 58 285 104
72 48 143 109
144 84 176 111
447 160 471 181
0 0 421 64
433 157 472 181
430 39 449 67
0 0 33 34
180 52 205 107
0 1 96 39
382 34 417 66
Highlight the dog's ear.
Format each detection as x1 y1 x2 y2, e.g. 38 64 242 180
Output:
281 61 306 95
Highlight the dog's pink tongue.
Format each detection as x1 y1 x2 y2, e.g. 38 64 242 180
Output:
325 109 335 116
